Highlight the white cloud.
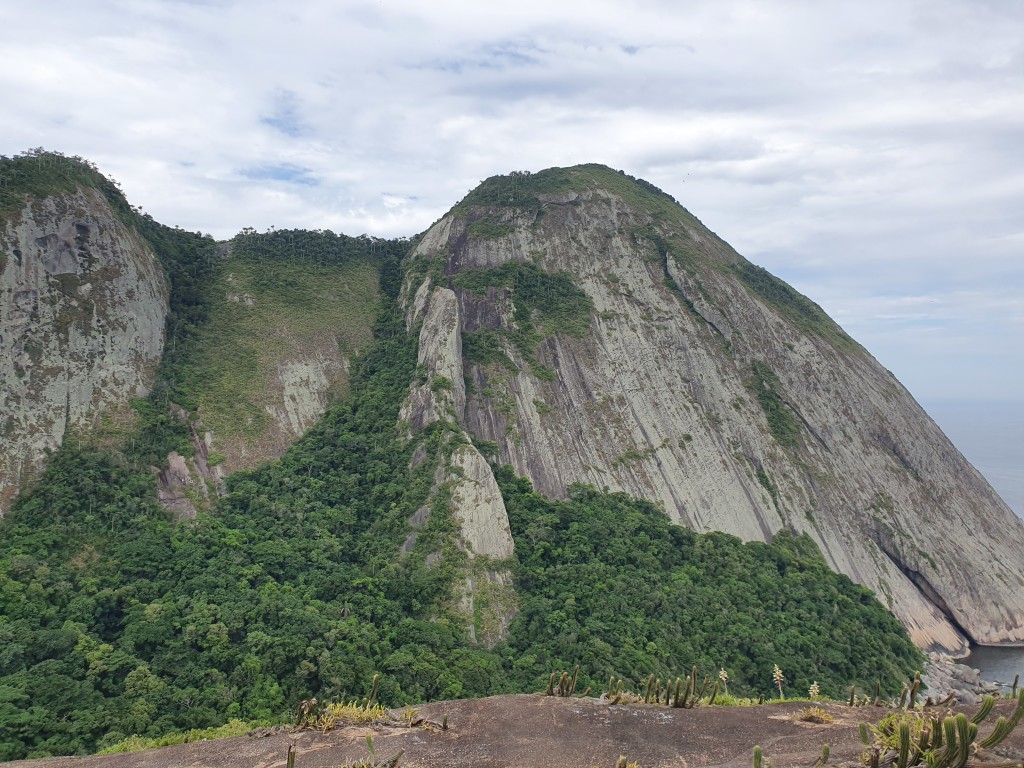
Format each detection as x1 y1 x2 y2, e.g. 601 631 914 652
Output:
1 0 1022 402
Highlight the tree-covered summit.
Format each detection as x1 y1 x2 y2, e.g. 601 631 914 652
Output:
454 163 679 213
0 148 133 221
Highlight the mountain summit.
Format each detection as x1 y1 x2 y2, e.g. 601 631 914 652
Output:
3 152 1023 758
399 164 1024 654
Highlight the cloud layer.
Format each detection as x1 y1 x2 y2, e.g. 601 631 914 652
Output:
2 0 1022 402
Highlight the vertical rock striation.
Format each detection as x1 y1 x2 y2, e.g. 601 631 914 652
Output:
406 164 1024 654
0 187 168 513
399 279 516 645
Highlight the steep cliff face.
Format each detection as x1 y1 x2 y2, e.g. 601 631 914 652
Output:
0 187 168 512
403 165 1024 654
399 281 517 645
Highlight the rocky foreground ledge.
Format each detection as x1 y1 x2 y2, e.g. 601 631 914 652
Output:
4 694 1023 768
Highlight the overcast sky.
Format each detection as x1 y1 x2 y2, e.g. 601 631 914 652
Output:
2 0 1022 407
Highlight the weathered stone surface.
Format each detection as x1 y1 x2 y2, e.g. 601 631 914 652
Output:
412 181 1024 654
399 279 517 642
449 443 515 559
0 188 167 513
266 357 340 437
8 695 1024 768
923 652 1001 705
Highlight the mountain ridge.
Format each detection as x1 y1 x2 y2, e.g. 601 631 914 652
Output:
399 164 1024 653
0 150 1021 760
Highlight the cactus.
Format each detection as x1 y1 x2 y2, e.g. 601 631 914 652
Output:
367 673 380 707
899 683 910 710
896 722 911 768
753 745 763 768
616 757 628 768
978 686 1024 749
860 722 871 746
547 669 583 697
814 744 830 768
875 681 882 707
609 679 623 705
916 724 932 756
1013 673 1019 698
908 672 921 710
695 674 711 704
970 695 995 725
286 745 296 768
442 714 448 731
850 685 857 707
708 680 719 706
645 674 655 704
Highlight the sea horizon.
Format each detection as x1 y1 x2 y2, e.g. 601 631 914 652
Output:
923 398 1024 522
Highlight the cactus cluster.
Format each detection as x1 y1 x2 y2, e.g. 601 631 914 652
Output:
546 665 590 698
896 672 922 710
861 688 1024 768
642 666 719 709
607 676 624 704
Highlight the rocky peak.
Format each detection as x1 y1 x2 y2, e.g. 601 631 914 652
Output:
402 164 1024 654
0 185 168 513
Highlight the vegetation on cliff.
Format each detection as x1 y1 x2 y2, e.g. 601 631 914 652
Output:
455 260 594 369
0 314 922 759
0 156 924 760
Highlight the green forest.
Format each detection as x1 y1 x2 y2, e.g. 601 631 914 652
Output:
0 152 924 760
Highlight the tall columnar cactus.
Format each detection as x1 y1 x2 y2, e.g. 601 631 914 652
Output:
896 722 911 768
978 686 1024 750
971 695 995 725
367 674 380 707
861 690 1024 768
608 679 623 705
546 668 581 697
908 672 921 710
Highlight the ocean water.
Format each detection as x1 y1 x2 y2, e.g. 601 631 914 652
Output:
960 645 1024 689
922 400 1024 521
923 400 1024 682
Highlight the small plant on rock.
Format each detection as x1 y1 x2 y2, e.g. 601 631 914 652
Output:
800 707 834 724
773 664 785 699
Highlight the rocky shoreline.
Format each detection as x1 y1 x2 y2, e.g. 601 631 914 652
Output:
924 652 1004 704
